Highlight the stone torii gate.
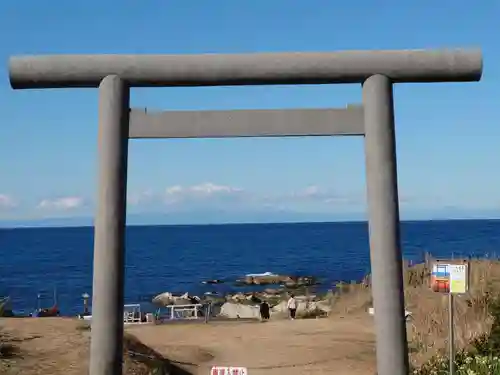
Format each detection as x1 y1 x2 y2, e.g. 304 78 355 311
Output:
8 48 482 375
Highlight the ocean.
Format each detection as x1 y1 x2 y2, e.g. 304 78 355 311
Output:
1 220 500 316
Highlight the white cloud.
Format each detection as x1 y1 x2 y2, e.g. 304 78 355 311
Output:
125 183 379 212
293 185 335 200
166 182 242 196
0 194 17 209
25 184 464 217
295 185 322 198
163 182 244 205
128 190 154 205
37 196 84 210
165 185 183 195
190 182 242 195
126 182 246 208
289 185 364 206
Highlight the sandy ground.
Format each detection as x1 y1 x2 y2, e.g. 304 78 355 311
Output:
0 318 89 375
0 314 377 375
128 314 377 375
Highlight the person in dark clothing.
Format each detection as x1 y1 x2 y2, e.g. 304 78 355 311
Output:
260 301 270 321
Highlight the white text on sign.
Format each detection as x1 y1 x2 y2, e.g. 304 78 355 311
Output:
210 366 248 375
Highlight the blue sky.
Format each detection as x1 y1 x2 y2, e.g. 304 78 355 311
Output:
0 0 498 224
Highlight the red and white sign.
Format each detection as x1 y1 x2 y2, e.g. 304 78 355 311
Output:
210 366 248 375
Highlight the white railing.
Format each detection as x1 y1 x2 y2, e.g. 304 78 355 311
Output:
123 303 142 324
158 303 203 321
79 303 147 324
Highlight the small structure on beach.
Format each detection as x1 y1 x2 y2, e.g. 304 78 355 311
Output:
79 303 149 324
155 303 204 322
0 296 14 317
30 289 59 318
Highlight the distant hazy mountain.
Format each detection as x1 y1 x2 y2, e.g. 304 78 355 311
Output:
0 207 498 228
0 209 363 228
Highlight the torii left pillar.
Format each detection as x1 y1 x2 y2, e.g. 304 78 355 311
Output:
89 75 130 375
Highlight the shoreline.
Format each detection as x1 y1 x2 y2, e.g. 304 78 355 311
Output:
2 253 496 320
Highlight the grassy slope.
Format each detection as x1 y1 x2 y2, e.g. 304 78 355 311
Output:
330 257 500 367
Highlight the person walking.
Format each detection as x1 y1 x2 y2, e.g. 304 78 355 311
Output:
259 301 270 321
287 294 297 320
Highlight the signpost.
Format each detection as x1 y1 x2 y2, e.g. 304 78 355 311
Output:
449 264 468 294
210 366 248 375
430 260 469 375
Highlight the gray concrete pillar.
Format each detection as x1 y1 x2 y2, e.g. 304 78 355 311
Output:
363 74 409 375
89 75 130 375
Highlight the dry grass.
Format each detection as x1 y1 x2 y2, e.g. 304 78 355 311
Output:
328 278 372 315
405 258 500 367
329 256 500 368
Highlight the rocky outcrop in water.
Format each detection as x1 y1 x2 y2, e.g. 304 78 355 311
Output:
234 273 319 287
234 273 290 286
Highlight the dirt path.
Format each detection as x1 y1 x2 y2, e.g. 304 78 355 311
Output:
0 318 89 375
0 314 376 374
127 314 377 375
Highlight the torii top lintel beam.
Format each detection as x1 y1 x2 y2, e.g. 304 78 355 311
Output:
8 48 482 89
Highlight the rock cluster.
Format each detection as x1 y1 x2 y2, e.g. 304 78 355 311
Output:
218 297 331 319
234 274 318 288
152 292 201 307
151 272 327 320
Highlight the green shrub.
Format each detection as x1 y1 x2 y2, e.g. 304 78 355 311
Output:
472 333 491 356
467 297 500 357
412 297 500 374
412 351 500 375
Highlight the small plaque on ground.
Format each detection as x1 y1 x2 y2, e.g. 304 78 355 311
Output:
210 366 248 375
